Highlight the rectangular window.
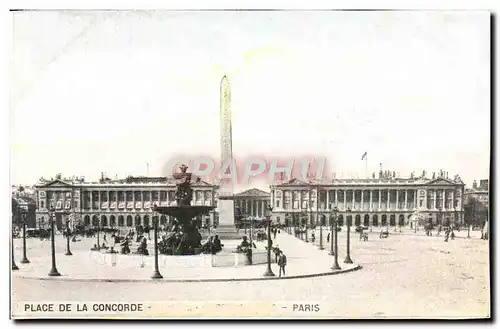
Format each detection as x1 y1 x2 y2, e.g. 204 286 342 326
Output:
420 200 423 207
40 201 45 209
276 200 281 208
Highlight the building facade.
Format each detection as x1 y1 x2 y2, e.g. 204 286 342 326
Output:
34 176 218 231
465 179 489 205
270 174 465 228
233 188 271 219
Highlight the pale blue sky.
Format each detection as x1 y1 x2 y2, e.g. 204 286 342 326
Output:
10 10 490 190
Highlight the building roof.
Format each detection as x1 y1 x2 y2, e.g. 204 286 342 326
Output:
35 176 216 188
235 188 270 198
273 176 464 188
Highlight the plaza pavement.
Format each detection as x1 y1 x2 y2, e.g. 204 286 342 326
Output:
11 229 490 318
11 232 358 282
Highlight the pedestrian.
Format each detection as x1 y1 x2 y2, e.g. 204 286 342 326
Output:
273 228 277 239
103 233 107 243
327 232 330 243
444 229 450 242
278 251 287 278
451 230 455 240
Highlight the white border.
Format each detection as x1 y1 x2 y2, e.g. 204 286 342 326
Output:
2 1 497 328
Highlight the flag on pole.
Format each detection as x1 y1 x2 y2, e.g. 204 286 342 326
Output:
361 152 367 160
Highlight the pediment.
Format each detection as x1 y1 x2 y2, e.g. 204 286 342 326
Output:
236 188 270 197
427 178 457 186
282 178 311 186
37 179 73 188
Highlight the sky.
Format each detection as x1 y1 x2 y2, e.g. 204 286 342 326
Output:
10 10 490 191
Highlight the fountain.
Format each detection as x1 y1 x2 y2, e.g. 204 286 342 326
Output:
152 165 215 255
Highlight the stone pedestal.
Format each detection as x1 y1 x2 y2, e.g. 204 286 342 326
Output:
218 198 235 227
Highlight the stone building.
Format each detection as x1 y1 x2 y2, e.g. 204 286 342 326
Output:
34 175 217 231
269 172 465 228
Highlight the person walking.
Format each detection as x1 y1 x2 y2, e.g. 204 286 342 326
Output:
444 229 450 242
327 232 330 244
278 251 287 278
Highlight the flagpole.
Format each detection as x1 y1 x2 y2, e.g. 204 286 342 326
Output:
365 156 368 179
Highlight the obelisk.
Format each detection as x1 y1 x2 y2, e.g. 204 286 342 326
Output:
218 75 235 227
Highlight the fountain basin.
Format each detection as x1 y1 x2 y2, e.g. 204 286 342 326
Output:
153 205 214 219
90 248 274 268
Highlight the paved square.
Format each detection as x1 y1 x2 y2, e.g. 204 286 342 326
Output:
12 229 490 318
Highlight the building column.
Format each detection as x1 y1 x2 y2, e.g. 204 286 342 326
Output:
360 190 364 210
451 190 455 210
442 189 446 210
404 189 408 210
369 190 373 211
326 189 330 208
414 190 417 209
351 190 355 210
433 189 437 209
378 189 381 210
343 190 347 210
395 190 399 210
334 190 338 207
98 191 101 209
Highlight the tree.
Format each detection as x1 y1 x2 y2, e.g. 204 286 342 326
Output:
464 197 487 227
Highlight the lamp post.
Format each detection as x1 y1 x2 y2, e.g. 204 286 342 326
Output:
65 219 73 256
12 213 19 270
20 210 30 264
151 211 163 279
319 213 324 250
244 211 247 235
304 210 309 243
329 206 338 256
96 217 101 250
263 205 275 277
330 206 341 270
48 206 61 276
344 208 353 264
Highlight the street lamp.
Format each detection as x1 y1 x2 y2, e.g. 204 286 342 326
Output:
20 210 30 264
304 211 309 243
263 205 275 277
151 210 163 279
48 206 61 276
96 217 101 250
329 206 338 256
65 219 73 256
330 205 341 270
12 215 19 270
344 208 353 264
318 214 324 250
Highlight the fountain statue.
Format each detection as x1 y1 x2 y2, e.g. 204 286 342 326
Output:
153 165 215 255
